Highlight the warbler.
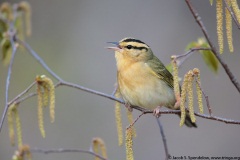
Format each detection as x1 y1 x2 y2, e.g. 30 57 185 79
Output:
107 37 197 128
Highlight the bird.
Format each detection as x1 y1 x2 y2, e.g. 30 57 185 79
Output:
107 37 197 128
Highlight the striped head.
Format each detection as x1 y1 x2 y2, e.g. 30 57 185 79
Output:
107 37 153 63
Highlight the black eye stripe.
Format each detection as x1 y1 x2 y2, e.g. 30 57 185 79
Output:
124 45 148 51
126 45 132 49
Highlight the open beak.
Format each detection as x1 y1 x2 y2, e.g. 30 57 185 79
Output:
106 42 121 51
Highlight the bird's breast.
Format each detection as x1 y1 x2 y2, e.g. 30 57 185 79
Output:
117 62 175 110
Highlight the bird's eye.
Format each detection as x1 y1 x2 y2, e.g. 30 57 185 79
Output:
126 45 133 49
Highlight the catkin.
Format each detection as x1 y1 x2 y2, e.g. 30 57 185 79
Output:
0 2 13 20
187 71 196 123
115 104 123 146
231 0 240 23
18 1 32 36
42 84 49 107
44 77 55 123
99 139 107 159
225 7 234 52
216 0 224 53
127 110 136 137
172 58 180 98
115 91 123 146
8 104 15 146
37 84 45 138
179 74 188 127
14 108 23 147
193 68 204 114
126 128 134 160
92 138 99 160
92 138 108 160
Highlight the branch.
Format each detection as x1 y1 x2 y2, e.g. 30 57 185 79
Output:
127 112 145 129
185 0 240 93
111 85 118 96
145 110 240 125
31 148 107 160
7 81 36 106
0 27 18 132
0 36 64 132
59 81 122 103
175 47 212 67
156 118 170 160
223 0 240 29
58 83 240 125
9 80 240 125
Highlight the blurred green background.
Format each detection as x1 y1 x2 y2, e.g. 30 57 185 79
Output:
1 0 240 159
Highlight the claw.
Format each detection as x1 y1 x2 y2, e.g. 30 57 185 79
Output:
125 103 133 112
153 106 162 118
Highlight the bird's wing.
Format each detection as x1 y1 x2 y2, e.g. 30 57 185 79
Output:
146 55 174 89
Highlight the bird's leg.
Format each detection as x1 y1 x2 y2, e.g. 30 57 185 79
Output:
174 93 181 109
125 102 133 112
153 106 162 118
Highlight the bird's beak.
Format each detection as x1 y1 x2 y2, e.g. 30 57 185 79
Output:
106 42 121 51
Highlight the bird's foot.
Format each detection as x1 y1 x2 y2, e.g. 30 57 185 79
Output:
153 106 162 118
125 103 133 112
174 94 181 109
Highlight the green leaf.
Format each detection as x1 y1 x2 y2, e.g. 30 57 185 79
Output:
209 0 214 6
15 16 25 40
0 19 7 42
166 63 173 73
185 41 198 51
200 50 219 73
1 38 12 65
186 38 219 73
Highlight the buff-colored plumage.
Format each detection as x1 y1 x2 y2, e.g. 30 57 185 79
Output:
108 38 196 128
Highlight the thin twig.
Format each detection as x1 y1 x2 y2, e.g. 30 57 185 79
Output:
195 78 212 115
223 0 240 29
31 148 107 160
16 38 63 82
175 47 212 67
185 0 240 93
156 118 170 160
127 112 145 129
146 109 240 125
0 27 18 132
13 82 61 104
15 92 37 104
175 48 212 59
59 81 122 103
8 81 36 106
111 84 118 96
